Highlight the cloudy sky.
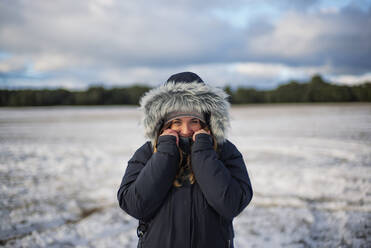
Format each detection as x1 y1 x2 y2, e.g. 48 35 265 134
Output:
0 0 370 89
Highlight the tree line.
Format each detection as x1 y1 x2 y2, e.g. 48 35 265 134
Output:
225 75 371 104
1 75 370 107
0 85 151 106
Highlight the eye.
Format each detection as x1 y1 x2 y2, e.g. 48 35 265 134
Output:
172 120 181 126
191 119 200 124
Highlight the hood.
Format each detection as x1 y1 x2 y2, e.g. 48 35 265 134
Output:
139 74 230 146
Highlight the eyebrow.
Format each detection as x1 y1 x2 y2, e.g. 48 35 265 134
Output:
172 118 199 122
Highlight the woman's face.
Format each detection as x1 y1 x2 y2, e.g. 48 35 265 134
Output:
170 117 202 137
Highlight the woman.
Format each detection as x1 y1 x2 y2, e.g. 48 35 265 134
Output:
117 72 253 248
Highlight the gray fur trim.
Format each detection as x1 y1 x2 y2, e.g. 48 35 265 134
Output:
140 81 230 145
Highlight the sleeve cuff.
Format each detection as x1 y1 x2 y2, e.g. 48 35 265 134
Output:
192 133 213 151
157 135 179 157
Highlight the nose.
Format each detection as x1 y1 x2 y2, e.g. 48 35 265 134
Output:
180 123 192 137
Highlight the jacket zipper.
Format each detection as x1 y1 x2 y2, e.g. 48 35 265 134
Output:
227 239 231 248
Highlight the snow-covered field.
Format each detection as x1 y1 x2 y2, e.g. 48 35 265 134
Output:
0 103 370 248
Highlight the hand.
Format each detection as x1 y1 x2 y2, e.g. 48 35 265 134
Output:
193 129 210 141
160 129 179 145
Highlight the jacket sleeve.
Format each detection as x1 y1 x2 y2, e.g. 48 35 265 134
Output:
191 133 253 221
117 135 180 221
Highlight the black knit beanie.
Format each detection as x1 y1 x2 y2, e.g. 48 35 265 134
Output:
166 72 204 84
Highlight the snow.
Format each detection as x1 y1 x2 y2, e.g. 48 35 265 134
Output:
0 103 370 247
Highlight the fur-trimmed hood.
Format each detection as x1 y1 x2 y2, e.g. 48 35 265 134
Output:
140 73 230 146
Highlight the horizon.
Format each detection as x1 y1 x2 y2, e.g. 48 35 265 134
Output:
1 73 370 91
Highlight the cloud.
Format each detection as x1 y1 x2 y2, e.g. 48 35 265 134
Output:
244 6 371 72
329 72 371 85
0 0 370 89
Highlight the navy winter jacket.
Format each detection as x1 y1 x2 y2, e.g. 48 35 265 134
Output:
117 134 253 248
